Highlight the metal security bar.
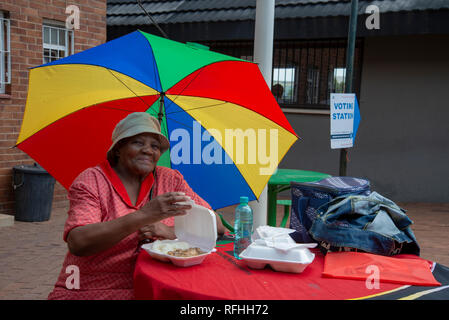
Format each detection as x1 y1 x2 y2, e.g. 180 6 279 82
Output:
203 38 363 110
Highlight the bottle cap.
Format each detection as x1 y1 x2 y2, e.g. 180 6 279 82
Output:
240 196 249 204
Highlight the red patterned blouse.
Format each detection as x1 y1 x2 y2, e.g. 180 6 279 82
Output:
47 160 211 300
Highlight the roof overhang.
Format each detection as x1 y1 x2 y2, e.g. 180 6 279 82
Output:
108 9 449 42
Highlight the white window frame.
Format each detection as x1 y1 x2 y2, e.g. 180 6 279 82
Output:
42 23 74 64
0 12 11 94
273 66 297 104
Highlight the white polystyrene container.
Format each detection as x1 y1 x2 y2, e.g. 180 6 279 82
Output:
239 243 315 273
142 200 217 267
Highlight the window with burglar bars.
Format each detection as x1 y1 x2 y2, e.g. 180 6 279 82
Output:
43 23 74 64
203 39 363 111
0 12 11 94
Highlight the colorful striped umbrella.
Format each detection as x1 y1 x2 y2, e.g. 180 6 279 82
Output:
16 30 298 209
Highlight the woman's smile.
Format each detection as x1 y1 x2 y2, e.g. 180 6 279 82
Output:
136 156 154 167
116 133 162 177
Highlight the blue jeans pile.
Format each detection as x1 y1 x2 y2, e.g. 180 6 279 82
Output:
309 191 420 256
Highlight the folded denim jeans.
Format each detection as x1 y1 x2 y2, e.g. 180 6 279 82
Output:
309 192 420 256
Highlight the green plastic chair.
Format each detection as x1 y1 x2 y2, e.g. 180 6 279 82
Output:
218 213 234 233
276 199 291 228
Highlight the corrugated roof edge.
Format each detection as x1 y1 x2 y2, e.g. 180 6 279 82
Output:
107 6 257 17
107 13 255 26
107 11 449 27
107 1 449 17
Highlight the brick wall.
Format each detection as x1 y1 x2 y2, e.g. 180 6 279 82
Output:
0 0 106 215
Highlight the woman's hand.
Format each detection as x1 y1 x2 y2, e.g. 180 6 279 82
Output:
139 192 192 223
67 192 191 257
138 222 176 241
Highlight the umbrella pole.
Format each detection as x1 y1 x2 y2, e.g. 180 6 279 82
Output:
137 0 169 39
158 92 165 124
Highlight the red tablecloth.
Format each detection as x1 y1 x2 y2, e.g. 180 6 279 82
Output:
133 242 421 300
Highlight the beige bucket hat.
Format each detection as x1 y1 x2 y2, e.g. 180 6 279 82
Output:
108 112 170 154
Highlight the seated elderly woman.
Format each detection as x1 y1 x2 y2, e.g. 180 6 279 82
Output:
48 112 225 300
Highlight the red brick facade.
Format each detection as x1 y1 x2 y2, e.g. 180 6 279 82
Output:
0 0 106 215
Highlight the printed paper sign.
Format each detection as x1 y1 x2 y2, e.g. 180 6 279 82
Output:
330 93 361 149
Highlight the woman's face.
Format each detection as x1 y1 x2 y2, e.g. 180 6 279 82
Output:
116 133 162 177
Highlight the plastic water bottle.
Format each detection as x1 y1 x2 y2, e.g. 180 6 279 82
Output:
233 196 253 259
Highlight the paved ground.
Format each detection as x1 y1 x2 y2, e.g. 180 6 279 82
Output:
0 201 448 300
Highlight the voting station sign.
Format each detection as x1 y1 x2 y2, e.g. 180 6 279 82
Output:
330 93 361 149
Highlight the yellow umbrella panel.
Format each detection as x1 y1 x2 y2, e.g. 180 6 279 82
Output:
165 95 298 200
